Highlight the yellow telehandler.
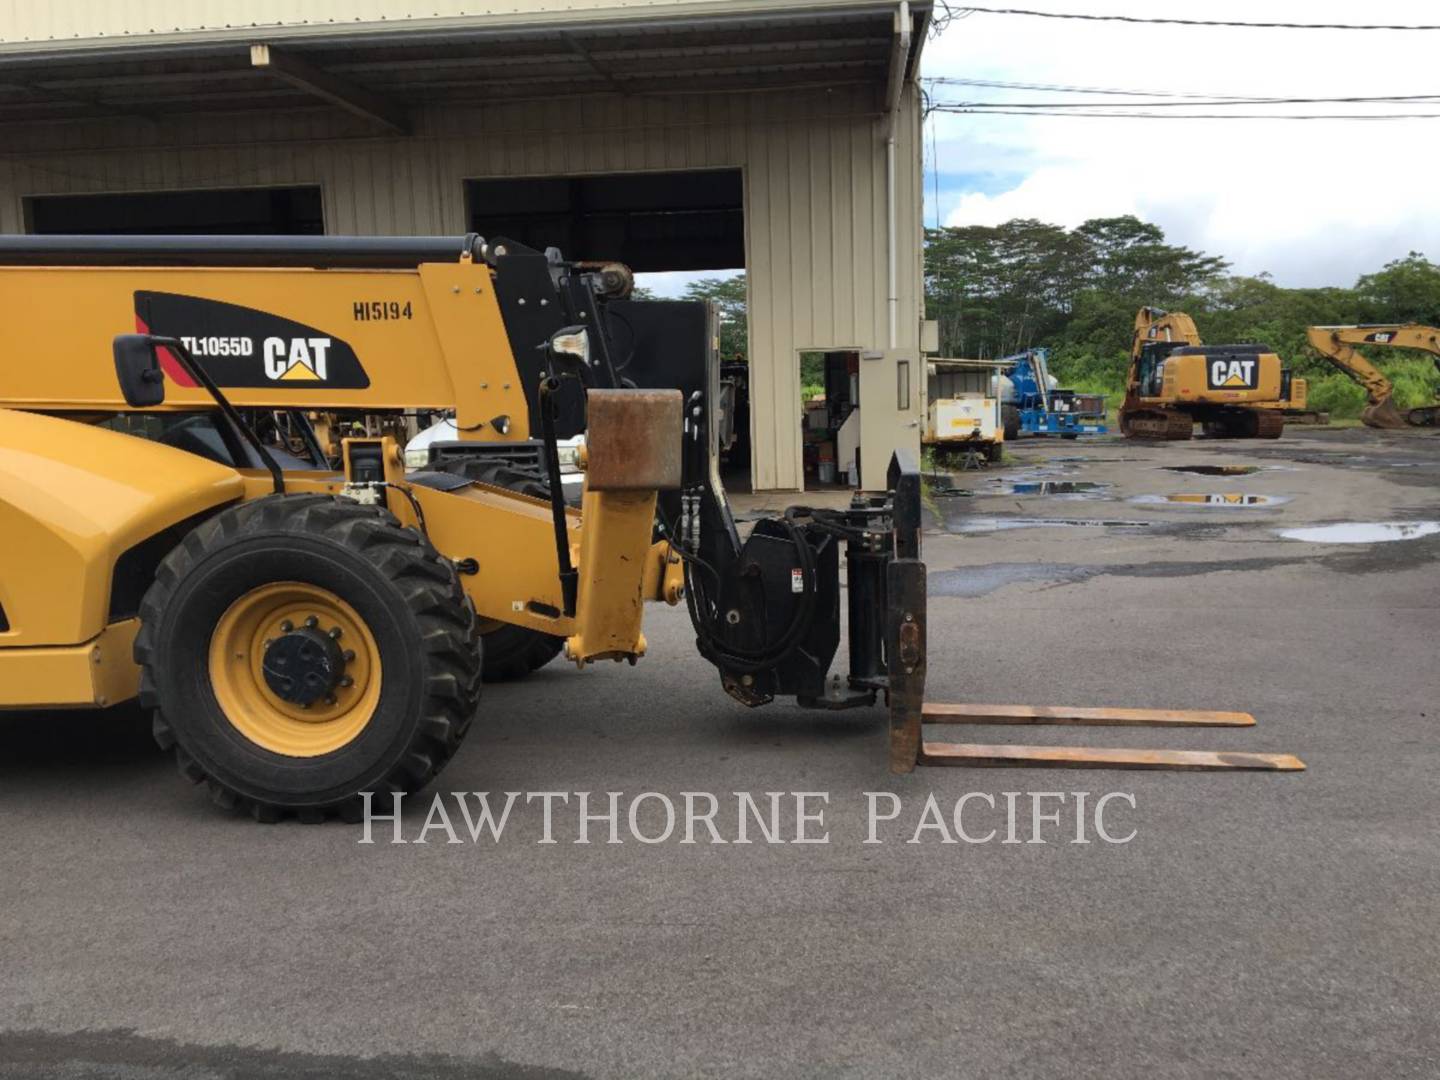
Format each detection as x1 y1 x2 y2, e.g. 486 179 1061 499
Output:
0 235 1300 820
1305 324 1440 429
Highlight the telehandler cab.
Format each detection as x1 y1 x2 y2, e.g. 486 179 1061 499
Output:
0 235 1301 820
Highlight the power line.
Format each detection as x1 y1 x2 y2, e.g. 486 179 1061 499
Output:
924 77 1272 100
923 78 1440 107
939 5 1440 30
928 108 942 230
932 106 1440 120
945 94 1440 109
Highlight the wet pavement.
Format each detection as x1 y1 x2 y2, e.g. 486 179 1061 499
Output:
3 426 1439 1080
928 427 1440 567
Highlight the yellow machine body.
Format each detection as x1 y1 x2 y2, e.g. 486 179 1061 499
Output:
1137 348 1287 407
0 408 247 705
0 253 682 713
1 260 533 441
1120 306 1303 439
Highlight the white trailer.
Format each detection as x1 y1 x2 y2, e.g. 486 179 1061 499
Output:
924 358 1005 461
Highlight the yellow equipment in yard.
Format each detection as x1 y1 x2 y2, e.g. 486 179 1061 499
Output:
1120 307 1305 440
0 235 1301 821
1305 324 1440 429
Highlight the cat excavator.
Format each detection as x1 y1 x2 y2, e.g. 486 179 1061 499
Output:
1304 324 1440 429
1120 307 1305 440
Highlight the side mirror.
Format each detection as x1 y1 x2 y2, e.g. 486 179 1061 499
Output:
112 334 166 407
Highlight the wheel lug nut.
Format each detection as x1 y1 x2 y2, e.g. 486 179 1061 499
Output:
343 650 356 662
324 694 337 706
339 676 354 688
328 626 344 639
304 616 319 629
280 620 294 633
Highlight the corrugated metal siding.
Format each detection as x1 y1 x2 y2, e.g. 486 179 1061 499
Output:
0 0 893 47
0 85 923 489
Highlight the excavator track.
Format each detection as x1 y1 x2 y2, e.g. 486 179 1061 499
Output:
1120 408 1193 440
1252 410 1285 439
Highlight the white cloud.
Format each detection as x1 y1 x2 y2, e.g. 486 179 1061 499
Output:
924 0 1440 286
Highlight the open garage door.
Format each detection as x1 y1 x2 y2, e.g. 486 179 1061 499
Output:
467 168 752 483
25 186 324 235
465 169 743 273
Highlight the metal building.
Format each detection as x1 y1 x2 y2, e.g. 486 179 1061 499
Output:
0 0 930 491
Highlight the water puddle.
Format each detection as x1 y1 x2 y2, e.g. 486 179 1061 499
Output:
1131 493 1289 508
1277 521 1440 544
1161 465 1259 477
948 516 1154 534
986 480 1109 497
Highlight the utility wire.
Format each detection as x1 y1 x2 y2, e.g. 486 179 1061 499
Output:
940 5 1440 31
945 94 1440 109
933 106 1440 120
923 78 1440 108
925 77 1278 100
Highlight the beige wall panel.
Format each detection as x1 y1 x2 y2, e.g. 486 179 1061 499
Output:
0 84 923 490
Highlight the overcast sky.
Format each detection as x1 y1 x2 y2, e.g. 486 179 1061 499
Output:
640 0 1437 296
925 0 1439 288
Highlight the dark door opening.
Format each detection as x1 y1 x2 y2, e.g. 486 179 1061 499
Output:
465 169 743 273
25 185 325 235
468 167 751 481
800 350 860 489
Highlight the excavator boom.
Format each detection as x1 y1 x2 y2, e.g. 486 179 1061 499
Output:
1305 324 1440 429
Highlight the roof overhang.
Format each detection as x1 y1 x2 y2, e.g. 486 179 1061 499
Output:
0 2 930 130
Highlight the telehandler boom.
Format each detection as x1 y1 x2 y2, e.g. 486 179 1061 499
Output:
1304 324 1440 429
0 236 1300 820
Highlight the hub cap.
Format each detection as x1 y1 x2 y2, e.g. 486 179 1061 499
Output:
209 582 382 757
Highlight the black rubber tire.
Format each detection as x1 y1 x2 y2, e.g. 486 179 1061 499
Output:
1001 405 1021 442
438 456 568 682
135 494 481 822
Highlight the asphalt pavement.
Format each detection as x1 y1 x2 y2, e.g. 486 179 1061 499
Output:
2 426 1438 1079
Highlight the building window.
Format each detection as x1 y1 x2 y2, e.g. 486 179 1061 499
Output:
25 185 325 235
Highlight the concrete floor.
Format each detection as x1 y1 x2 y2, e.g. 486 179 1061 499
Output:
2 427 1438 1079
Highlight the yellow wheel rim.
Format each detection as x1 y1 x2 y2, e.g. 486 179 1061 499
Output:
208 582 382 757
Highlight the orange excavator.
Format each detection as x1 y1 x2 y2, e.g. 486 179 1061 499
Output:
1304 324 1440 429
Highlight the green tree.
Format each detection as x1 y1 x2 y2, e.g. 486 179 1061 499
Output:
924 214 1228 368
681 274 748 361
1354 253 1440 324
1074 215 1227 300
